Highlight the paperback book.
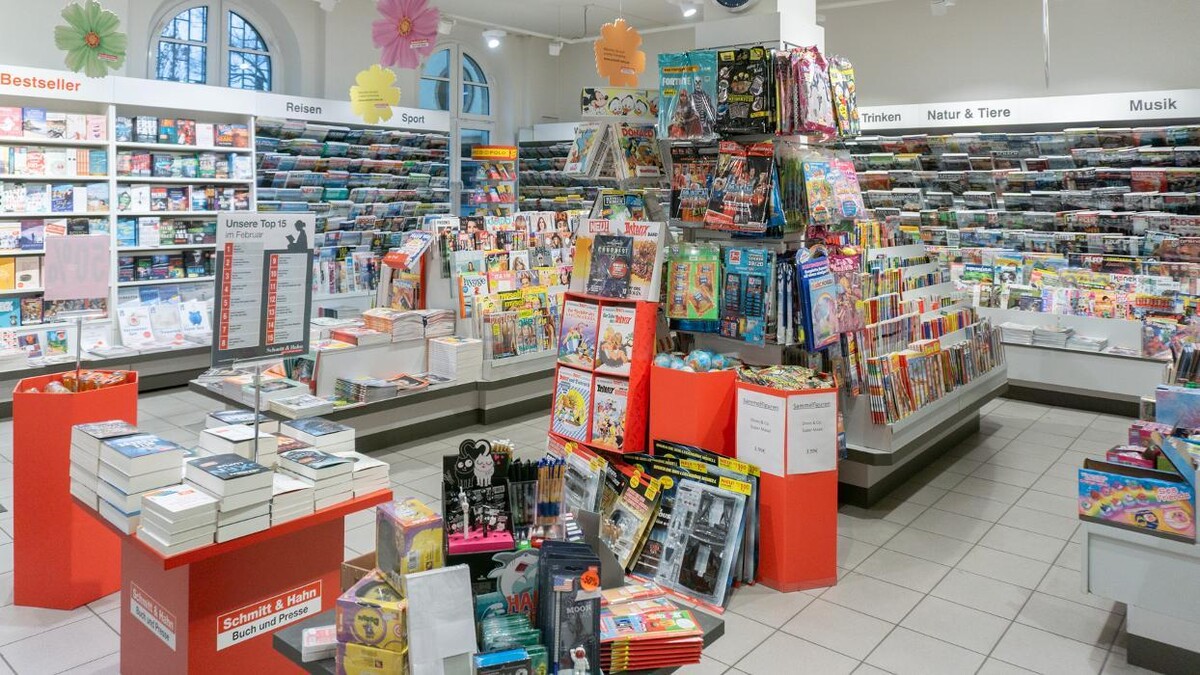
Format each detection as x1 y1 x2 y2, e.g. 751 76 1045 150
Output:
552 367 593 441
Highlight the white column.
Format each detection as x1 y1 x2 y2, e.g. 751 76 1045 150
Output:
695 0 824 51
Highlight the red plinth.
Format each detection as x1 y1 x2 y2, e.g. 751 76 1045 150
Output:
12 371 137 609
114 490 391 674
649 366 737 457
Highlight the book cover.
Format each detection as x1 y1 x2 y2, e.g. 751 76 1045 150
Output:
586 234 633 299
590 375 629 452
0 107 21 136
19 297 41 324
0 258 13 290
18 221 43 250
595 305 635 375
45 112 66 139
552 367 593 441
22 108 47 137
801 259 839 351
103 433 183 460
188 453 269 481
617 123 664 179
285 418 353 439
0 298 18 327
487 270 517 294
558 299 599 369
114 116 132 142
134 117 158 143
44 328 67 355
564 122 605 175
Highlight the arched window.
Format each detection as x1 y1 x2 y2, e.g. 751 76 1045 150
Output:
154 4 273 91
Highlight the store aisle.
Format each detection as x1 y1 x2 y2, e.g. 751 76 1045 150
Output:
0 391 1158 674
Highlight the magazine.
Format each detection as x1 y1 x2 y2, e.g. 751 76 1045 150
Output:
652 479 745 608
558 299 599 369
601 471 660 570
586 234 634 299
595 305 636 375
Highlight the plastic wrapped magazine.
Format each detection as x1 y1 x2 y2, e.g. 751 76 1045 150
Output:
562 444 606 516
653 479 745 609
600 473 661 571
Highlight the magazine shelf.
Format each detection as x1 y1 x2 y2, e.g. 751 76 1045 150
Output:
550 292 657 455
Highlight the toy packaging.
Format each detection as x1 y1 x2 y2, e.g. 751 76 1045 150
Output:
665 243 720 329
719 247 775 345
1079 459 1195 542
336 570 408 652
335 641 409 675
715 47 772 135
375 497 444 591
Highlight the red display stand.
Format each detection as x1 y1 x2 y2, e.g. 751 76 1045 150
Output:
648 366 736 457
83 490 391 674
12 371 137 609
549 292 657 455
735 382 839 592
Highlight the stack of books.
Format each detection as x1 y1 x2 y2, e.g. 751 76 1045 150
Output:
333 451 390 497
280 418 356 454
997 321 1036 345
184 454 273 543
328 326 389 346
1032 325 1073 348
418 308 455 337
136 484 218 555
238 377 309 406
277 449 355 509
427 336 483 381
270 472 316 525
69 420 139 510
334 376 398 404
269 393 335 419
599 589 704 672
361 308 424 341
198 424 279 466
96 433 186 534
1066 334 1108 352
206 409 280 434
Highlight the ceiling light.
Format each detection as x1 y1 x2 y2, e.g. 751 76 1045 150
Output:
549 41 564 56
482 29 505 49
437 18 454 35
680 2 699 17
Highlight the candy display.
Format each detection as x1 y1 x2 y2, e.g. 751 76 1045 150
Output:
653 349 738 373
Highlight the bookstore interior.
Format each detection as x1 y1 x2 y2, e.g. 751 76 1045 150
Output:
1 0 1200 673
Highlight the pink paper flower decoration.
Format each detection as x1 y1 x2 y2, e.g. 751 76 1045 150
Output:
372 0 440 70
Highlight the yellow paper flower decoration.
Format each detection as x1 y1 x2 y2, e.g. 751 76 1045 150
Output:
593 18 645 87
349 65 401 124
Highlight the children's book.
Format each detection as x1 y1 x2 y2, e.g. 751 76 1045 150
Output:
616 123 664 179
595 305 635 375
800 258 839 351
564 122 605 176
591 375 629 452
558 299 599 369
552 367 593 441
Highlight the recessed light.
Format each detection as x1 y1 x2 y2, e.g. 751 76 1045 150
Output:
482 29 505 49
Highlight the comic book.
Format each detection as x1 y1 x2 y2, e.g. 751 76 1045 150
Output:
616 123 664 180
552 367 593 441
828 251 865 333
564 122 608 177
558 299 599 369
595 305 636 376
586 234 634 299
591 376 629 452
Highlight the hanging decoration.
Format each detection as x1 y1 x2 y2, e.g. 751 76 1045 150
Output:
54 0 127 78
594 18 646 87
350 65 402 125
372 0 440 70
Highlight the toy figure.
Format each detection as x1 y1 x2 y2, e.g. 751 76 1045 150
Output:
569 646 590 675
458 488 471 538
474 449 496 487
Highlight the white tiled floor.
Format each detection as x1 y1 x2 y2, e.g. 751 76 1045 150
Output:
0 391 1163 674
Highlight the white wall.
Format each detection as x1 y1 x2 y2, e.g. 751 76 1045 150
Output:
820 0 1200 106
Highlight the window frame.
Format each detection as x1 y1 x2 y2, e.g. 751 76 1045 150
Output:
149 1 279 92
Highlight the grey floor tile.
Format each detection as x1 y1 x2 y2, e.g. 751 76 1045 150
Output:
736 631 859 675
835 535 878 570
726 583 814 629
866 627 985 675
957 545 1051 589
1015 592 1121 646
931 569 1032 620
883 527 974 567
702 611 774 667
909 508 993 543
819 572 923 624
837 513 904 546
0 615 117 674
932 491 1011 522
853 548 951 593
900 595 1010 654
998 505 1080 540
951 476 1027 504
992 623 1108 675
782 599 893 660
978 523 1068 564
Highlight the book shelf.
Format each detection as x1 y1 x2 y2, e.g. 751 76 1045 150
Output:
254 117 451 311
549 292 657 455
460 146 517 217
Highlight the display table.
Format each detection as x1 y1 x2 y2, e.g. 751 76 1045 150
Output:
78 489 392 674
1082 522 1200 673
273 606 725 674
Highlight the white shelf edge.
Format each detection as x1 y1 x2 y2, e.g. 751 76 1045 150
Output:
117 277 215 287
117 244 216 252
0 137 107 147
115 142 252 154
115 211 220 217
0 250 45 257
0 287 44 295
0 212 109 218
114 177 253 185
0 175 108 182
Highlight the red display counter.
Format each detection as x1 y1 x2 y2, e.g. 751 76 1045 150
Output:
80 489 391 674
12 371 136 609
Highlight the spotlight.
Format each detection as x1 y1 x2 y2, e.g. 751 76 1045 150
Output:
549 41 564 56
437 18 454 35
483 29 505 49
680 2 699 18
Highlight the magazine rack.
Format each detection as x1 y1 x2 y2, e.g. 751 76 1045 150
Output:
548 292 657 455
735 381 839 592
11 370 137 608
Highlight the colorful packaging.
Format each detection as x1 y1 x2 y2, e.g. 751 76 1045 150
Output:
827 55 860 137
665 243 720 328
796 47 836 136
335 641 408 675
1079 459 1195 542
715 47 772 135
335 570 408 652
375 498 444 592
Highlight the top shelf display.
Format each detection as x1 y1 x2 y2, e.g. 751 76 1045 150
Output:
0 107 107 143
115 116 251 150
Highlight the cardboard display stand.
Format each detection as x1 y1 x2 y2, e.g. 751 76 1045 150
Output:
82 490 390 674
736 382 839 592
11 371 137 609
648 367 737 457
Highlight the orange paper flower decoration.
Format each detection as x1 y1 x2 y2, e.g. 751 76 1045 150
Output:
593 18 645 87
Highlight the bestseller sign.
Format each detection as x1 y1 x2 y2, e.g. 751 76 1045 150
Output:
213 213 315 365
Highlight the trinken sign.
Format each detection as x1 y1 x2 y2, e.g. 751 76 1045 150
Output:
860 88 1200 130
